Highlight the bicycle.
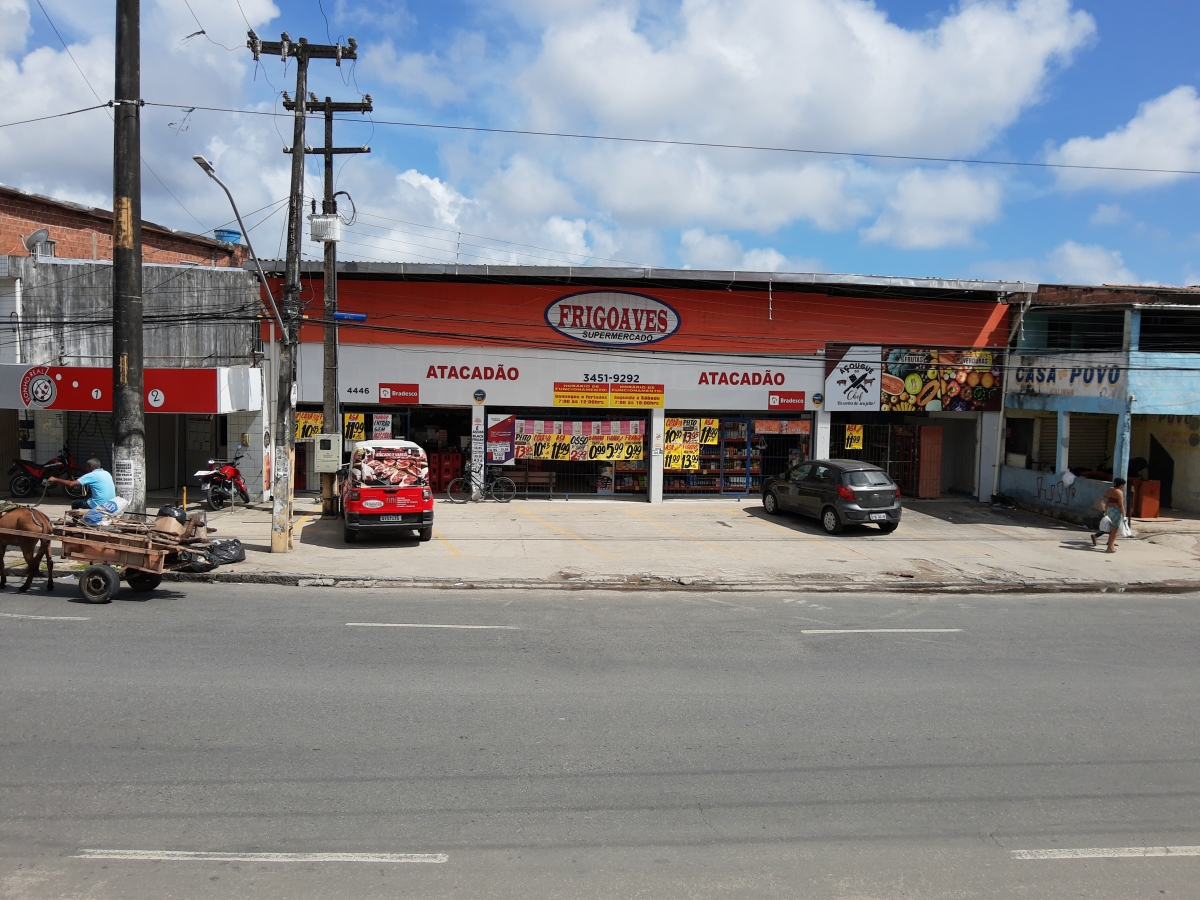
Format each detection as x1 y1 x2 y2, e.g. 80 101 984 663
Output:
445 464 517 503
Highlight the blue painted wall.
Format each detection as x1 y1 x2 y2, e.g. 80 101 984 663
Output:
1128 352 1200 415
998 465 1112 526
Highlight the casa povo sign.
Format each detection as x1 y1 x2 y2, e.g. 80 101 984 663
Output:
546 290 680 348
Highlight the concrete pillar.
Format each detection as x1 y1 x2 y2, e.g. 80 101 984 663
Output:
815 409 831 459
1113 408 1132 481
470 405 485 499
648 407 664 504
1056 410 1071 474
976 410 1001 501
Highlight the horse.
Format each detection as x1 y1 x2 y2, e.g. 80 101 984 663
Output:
0 506 55 593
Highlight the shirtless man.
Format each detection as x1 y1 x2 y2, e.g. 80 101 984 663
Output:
1092 477 1127 553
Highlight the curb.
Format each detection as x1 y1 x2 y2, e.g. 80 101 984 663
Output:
159 570 1200 595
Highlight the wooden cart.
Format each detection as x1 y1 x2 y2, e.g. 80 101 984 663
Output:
0 516 214 603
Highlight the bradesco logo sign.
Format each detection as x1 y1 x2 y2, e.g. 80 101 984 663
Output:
546 291 680 348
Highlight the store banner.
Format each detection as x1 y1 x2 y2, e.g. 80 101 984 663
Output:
824 345 882 411
372 414 393 439
552 381 665 408
343 413 366 443
845 424 864 450
514 429 644 461
295 411 323 440
752 419 810 435
486 414 516 464
882 348 1003 412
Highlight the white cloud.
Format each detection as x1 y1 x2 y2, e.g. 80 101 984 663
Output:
679 228 820 272
0 0 30 57
1046 241 1140 285
1089 203 1127 225
863 167 1003 249
362 39 466 105
1050 86 1200 191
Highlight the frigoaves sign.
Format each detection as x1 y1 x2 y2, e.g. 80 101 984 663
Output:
545 291 680 347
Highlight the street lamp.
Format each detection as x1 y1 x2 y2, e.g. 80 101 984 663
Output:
194 155 288 507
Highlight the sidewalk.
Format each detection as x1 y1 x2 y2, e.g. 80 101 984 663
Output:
37 493 1195 594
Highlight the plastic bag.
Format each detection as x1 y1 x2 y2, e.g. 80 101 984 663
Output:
206 538 246 566
80 496 130 526
1098 515 1113 533
1119 518 1133 538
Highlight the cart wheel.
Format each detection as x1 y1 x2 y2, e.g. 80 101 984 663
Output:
79 565 120 603
126 570 162 592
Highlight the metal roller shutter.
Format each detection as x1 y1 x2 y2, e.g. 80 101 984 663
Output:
1068 417 1112 471
1037 417 1058 467
64 412 113 470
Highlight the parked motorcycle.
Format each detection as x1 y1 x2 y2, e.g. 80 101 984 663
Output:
194 449 250 511
8 446 88 499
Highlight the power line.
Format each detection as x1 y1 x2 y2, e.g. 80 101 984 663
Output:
0 104 109 129
142 101 1200 178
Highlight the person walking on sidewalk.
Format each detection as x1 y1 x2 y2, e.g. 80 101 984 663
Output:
1092 477 1127 553
48 459 116 510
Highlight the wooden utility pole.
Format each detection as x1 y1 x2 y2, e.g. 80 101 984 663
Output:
281 94 372 516
112 0 145 512
248 31 358 551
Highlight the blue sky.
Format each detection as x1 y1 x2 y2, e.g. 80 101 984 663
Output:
3 0 1200 286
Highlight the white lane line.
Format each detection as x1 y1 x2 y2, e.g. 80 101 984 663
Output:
801 628 963 634
1012 846 1200 860
74 850 447 864
0 612 90 620
346 623 519 629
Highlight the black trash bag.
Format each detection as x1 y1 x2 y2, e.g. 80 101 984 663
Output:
178 548 218 573
157 505 188 526
206 538 246 566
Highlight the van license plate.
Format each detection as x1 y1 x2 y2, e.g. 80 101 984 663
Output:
379 515 404 523
869 513 887 521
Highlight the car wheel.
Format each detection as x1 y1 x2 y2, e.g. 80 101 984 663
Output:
762 490 779 515
343 523 357 543
878 522 898 534
820 507 844 535
417 527 433 542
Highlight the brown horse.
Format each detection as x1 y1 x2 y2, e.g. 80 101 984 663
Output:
0 506 54 593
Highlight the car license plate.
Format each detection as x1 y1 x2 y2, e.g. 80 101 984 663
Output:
379 515 404 523
869 513 887 521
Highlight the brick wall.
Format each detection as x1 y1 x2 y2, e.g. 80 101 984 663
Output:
0 186 245 267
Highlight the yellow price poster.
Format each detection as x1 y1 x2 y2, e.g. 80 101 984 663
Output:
587 434 644 461
664 443 699 470
700 418 719 444
295 411 323 440
343 413 366 443
845 423 864 450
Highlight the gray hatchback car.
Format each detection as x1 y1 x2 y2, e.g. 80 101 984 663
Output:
761 459 902 534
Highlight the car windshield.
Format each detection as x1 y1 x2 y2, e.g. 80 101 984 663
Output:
844 469 893 487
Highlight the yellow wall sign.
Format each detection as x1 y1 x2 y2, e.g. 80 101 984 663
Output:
664 443 700 470
553 382 665 408
295 411 324 440
845 424 864 450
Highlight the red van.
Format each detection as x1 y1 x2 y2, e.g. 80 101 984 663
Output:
340 440 434 543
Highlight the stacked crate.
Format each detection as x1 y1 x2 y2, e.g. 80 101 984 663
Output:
427 452 442 492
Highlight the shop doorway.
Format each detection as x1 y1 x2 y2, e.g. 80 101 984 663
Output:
664 415 811 497
830 420 958 498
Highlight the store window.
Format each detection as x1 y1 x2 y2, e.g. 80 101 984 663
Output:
664 414 811 496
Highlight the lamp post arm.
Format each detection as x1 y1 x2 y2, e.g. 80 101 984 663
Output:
205 170 286 334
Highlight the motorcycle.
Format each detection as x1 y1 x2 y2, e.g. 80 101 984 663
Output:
194 449 251 511
8 446 88 499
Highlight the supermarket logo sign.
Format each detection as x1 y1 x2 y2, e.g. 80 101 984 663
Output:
546 291 680 348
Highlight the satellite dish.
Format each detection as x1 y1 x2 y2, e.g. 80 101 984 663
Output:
24 228 49 252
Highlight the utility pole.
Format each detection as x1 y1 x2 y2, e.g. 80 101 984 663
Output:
282 93 372 516
248 31 358 551
112 0 145 512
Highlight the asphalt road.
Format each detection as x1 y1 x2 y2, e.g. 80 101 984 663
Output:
1 584 1198 899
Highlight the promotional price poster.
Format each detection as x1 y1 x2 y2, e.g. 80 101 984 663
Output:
510 419 646 461
343 413 366 443
295 411 323 440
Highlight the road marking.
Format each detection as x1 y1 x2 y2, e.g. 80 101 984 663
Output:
625 510 743 557
1011 846 1200 860
0 612 90 620
293 515 313 532
346 623 519 629
74 849 447 864
432 528 463 557
800 628 963 634
517 508 619 560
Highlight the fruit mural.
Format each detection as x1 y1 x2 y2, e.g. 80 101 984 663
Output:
880 348 1002 412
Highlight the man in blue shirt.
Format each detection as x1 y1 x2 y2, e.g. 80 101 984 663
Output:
50 458 117 509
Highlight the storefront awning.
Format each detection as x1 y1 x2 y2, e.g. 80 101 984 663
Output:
0 365 261 414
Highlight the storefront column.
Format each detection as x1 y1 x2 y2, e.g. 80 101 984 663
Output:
1055 410 1071 474
977 410 1002 501
648 407 664 504
1113 407 1132 482
815 409 831 459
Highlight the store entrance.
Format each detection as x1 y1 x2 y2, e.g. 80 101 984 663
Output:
665 414 812 497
